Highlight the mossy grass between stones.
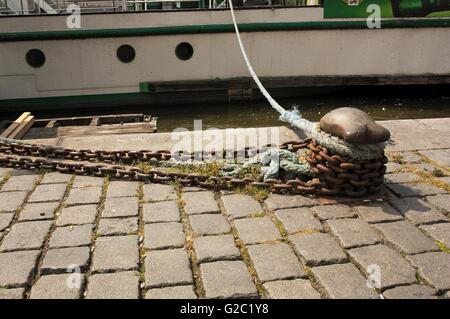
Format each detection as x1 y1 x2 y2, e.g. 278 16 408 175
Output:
436 241 450 254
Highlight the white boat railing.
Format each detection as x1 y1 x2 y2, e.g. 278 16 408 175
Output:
0 0 320 15
50 0 123 12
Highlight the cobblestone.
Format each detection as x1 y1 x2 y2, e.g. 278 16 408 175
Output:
420 223 450 247
426 194 450 214
312 204 357 220
189 214 231 236
247 243 305 282
0 288 24 299
290 233 347 266
1 221 52 251
275 207 322 234
1 175 38 191
390 197 448 226
387 183 447 197
42 246 90 274
311 263 378 299
10 170 36 176
401 152 423 164
144 222 184 250
65 187 102 206
348 244 417 290
0 191 27 212
263 279 321 299
97 217 138 236
86 271 140 299
0 167 12 177
384 173 420 184
355 202 403 223
143 183 177 202
406 252 450 292
102 197 139 218
419 149 450 166
146 285 197 299
30 274 84 299
72 176 103 188
41 172 71 184
28 184 67 203
182 191 219 215
326 218 381 249
374 221 438 254
264 194 317 211
234 217 281 245
200 261 257 298
49 224 94 248
386 162 402 173
19 202 59 221
0 213 14 231
145 248 193 288
221 194 263 219
438 176 450 184
106 181 138 198
143 200 180 223
193 234 240 263
56 205 97 226
0 250 40 287
2 145 450 299
412 163 440 173
92 235 139 273
382 285 437 299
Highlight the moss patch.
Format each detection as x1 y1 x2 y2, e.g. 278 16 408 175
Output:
394 164 450 192
236 185 271 201
387 152 404 164
436 241 450 254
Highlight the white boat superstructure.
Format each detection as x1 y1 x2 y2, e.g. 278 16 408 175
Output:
0 1 449 110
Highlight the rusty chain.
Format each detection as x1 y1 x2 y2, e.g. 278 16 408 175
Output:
0 137 387 197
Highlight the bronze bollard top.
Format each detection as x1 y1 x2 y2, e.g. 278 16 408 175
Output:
319 107 391 144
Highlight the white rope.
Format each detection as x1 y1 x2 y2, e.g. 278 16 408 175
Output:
228 0 286 116
227 1 385 160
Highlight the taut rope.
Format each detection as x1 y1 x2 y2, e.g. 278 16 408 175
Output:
228 0 385 161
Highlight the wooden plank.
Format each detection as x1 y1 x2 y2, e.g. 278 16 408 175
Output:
1 112 31 137
23 123 157 139
90 117 100 126
33 114 146 127
9 115 35 139
45 120 57 128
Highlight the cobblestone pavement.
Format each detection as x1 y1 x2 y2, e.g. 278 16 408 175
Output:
0 149 449 299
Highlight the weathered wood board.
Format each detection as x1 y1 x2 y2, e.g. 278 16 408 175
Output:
23 123 157 139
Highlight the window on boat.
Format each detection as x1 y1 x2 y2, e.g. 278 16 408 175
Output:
26 49 46 68
176 42 194 61
117 45 136 63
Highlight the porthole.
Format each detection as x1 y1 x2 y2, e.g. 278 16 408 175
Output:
175 42 194 61
117 44 136 63
26 49 46 68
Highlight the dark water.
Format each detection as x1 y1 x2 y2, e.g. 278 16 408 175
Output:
6 85 450 132
146 85 450 131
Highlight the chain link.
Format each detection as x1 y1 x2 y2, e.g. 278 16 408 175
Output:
0 138 387 197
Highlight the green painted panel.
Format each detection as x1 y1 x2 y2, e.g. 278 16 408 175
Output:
324 0 450 18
